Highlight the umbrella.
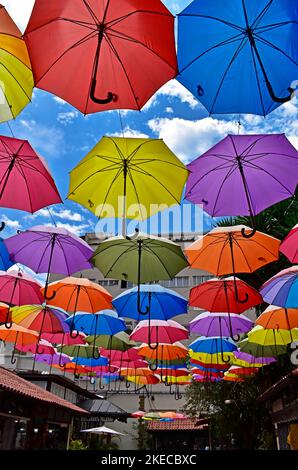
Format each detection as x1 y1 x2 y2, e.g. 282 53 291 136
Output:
100 347 142 363
86 331 135 351
113 284 188 321
41 331 86 346
223 375 244 383
260 266 298 308
247 324 298 346
57 344 99 359
280 225 298 263
119 367 152 377
33 352 72 370
189 336 237 364
0 270 43 328
189 276 262 314
239 338 287 357
0 324 39 364
137 342 188 371
228 366 259 377
0 5 33 122
74 356 109 367
126 375 160 386
4 226 94 300
24 0 177 113
185 134 298 234
68 137 188 233
131 411 146 418
16 339 55 356
231 350 276 368
0 136 62 216
65 310 126 336
81 426 124 436
92 231 188 314
177 0 297 115
189 311 253 338
256 305 298 331
185 225 279 302
130 319 188 349
0 239 13 270
190 351 232 365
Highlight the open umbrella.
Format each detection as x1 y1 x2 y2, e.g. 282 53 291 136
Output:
260 266 298 308
86 331 135 351
185 225 280 302
0 136 62 216
256 305 298 332
138 342 188 372
0 270 43 328
0 5 33 122
231 350 276 367
280 225 298 263
130 319 188 350
24 0 177 113
0 324 39 364
185 134 298 235
189 336 236 364
189 276 262 314
239 337 287 357
68 137 188 234
189 311 253 338
247 324 298 346
177 0 298 115
81 426 124 436
0 240 13 270
41 331 86 346
5 226 93 300
92 231 188 314
16 339 55 356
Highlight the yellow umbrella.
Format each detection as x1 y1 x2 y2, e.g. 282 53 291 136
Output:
247 325 298 346
189 351 232 365
0 6 33 122
68 137 188 234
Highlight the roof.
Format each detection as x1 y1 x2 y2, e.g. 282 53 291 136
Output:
147 418 209 432
257 368 298 403
270 401 298 425
0 367 88 415
80 398 128 417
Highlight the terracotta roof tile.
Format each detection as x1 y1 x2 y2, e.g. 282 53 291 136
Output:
0 367 88 414
147 418 209 431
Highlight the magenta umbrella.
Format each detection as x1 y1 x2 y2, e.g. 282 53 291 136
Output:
41 331 86 346
280 224 298 263
130 319 189 350
16 339 56 355
4 226 93 301
0 270 44 328
100 347 142 362
189 312 253 338
0 135 62 219
186 134 298 237
33 352 72 372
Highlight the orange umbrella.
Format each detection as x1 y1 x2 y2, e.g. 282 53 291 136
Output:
0 324 39 365
137 342 188 361
119 367 153 377
256 305 298 330
52 362 89 375
223 375 244 382
126 375 160 385
185 225 280 276
0 303 11 323
41 277 112 312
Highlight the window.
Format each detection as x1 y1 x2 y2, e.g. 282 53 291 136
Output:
192 275 213 286
98 279 119 287
120 280 133 289
161 277 190 288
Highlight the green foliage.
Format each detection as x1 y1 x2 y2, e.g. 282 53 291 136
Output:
132 419 153 450
68 439 88 450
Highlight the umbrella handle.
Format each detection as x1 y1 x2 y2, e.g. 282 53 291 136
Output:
43 286 56 301
241 227 256 239
90 78 116 105
125 228 139 241
231 334 241 342
36 345 44 355
11 347 17 365
175 392 183 400
149 361 158 372
266 81 294 104
59 353 66 369
69 329 80 339
0 222 5 232
137 286 149 316
221 353 231 364
125 380 131 389
92 346 100 360
99 382 106 390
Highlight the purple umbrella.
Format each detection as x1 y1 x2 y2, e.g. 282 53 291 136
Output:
186 134 298 237
260 266 298 309
33 352 72 371
189 311 253 338
4 226 93 300
232 350 276 367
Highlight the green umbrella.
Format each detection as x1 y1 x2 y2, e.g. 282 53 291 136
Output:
86 331 135 351
91 232 188 315
57 344 98 359
239 338 287 358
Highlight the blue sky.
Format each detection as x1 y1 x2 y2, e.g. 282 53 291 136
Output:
0 0 297 238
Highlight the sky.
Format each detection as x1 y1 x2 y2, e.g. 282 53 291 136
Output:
0 0 297 238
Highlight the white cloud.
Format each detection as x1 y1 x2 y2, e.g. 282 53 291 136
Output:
57 110 79 126
54 222 90 236
31 208 84 223
1 215 21 230
165 107 174 114
2 0 35 31
144 80 201 112
53 97 68 106
109 127 149 138
148 116 238 162
16 120 65 158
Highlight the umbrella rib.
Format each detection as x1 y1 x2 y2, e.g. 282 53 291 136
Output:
178 14 244 33
69 162 123 194
245 151 298 162
249 0 274 29
242 160 296 196
255 21 297 35
15 163 34 212
141 245 176 280
82 0 100 24
209 165 240 216
126 167 147 220
106 10 174 29
96 166 125 218
0 61 32 102
253 34 298 66
231 237 255 272
131 158 187 171
249 44 266 116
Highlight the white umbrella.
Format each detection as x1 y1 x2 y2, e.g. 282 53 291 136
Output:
80 426 124 436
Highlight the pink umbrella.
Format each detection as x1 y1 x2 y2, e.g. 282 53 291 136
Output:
280 224 298 263
41 331 86 345
0 270 44 328
99 347 142 362
130 319 189 350
16 339 55 355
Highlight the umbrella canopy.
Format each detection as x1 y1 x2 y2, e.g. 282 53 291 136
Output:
280 225 298 263
41 277 112 312
65 310 126 336
190 358 230 370
137 342 188 361
189 276 262 313
247 325 298 346
100 347 142 363
86 331 135 351
126 374 160 385
119 367 152 377
0 324 38 345
16 339 56 356
81 426 124 436
24 0 177 114
177 0 298 115
0 270 43 308
185 225 280 276
260 266 298 308
33 352 72 366
5 226 93 276
228 366 259 377
0 136 62 213
68 137 188 220
0 5 33 122
113 284 188 321
189 337 237 354
185 134 298 219
256 305 298 330
0 239 13 271
11 305 69 334
130 320 189 344
232 350 276 367
189 311 253 337
57 344 99 359
41 331 86 346
239 338 288 357
74 356 109 367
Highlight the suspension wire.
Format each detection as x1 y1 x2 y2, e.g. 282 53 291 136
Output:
6 122 15 138
47 207 57 227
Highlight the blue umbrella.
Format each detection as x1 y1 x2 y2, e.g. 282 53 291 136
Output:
0 237 13 270
113 284 188 321
177 0 298 115
65 310 126 336
74 356 109 367
189 336 236 363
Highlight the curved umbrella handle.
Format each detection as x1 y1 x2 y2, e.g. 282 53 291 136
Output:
36 345 44 355
125 380 131 389
90 78 116 105
11 347 17 365
149 360 158 372
231 334 241 342
266 81 294 104
43 286 56 301
148 324 159 351
175 392 183 400
241 227 257 239
99 382 106 390
0 222 5 232
221 352 231 364
58 353 66 369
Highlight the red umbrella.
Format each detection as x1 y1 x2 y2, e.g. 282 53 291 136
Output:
189 277 262 314
280 224 298 263
24 0 177 114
